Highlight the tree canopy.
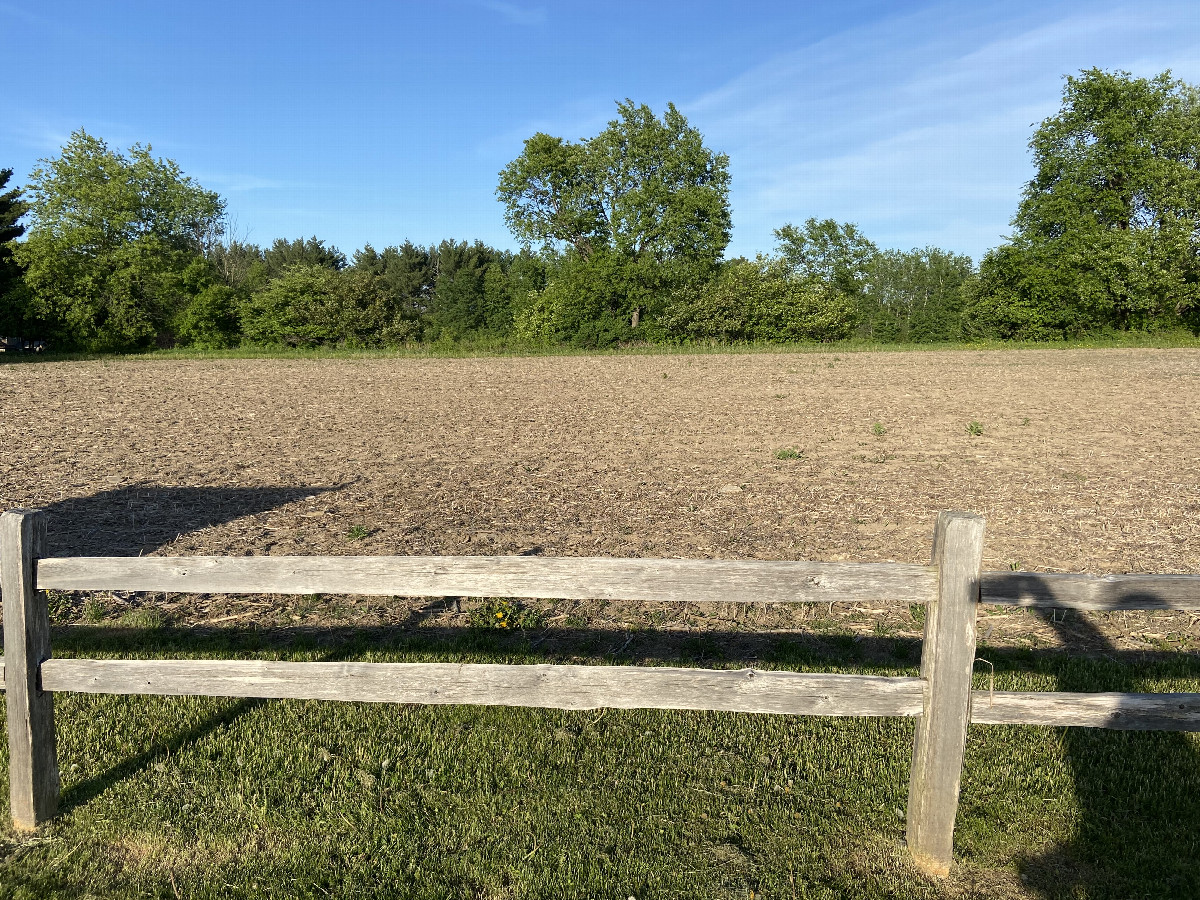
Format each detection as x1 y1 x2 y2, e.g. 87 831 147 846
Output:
497 101 731 265
774 219 877 301
862 247 975 342
263 237 346 277
971 69 1200 336
11 74 1200 353
13 130 225 350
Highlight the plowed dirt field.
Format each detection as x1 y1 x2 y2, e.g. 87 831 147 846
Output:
4 347 1199 651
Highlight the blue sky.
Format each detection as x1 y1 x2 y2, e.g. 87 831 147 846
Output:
3 0 1199 262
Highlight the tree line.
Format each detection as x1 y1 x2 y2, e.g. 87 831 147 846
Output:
1 68 1197 353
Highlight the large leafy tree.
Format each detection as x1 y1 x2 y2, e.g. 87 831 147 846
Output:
498 101 730 343
14 130 225 350
969 69 1200 336
498 100 731 265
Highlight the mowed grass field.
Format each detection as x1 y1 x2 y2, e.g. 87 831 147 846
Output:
2 347 1200 898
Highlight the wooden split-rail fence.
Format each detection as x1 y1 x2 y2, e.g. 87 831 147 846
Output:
3 507 1200 876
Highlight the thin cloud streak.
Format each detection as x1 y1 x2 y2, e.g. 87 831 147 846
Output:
477 1 546 27
686 0 1200 260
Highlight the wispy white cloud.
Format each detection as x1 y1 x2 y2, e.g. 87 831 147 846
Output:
191 171 288 194
0 2 55 28
683 0 1200 260
0 113 152 162
473 96 621 162
477 0 546 27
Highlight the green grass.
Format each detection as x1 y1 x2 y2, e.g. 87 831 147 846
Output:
2 623 1199 898
5 327 1200 365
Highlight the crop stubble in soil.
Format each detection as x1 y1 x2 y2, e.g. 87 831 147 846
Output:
2 348 1199 650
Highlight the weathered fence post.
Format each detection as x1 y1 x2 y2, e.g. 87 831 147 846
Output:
2 509 59 829
906 510 984 876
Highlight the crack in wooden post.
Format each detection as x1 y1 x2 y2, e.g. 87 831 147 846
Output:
3 509 59 829
906 510 985 877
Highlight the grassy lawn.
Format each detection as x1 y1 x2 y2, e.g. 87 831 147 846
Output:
5 327 1200 366
2 624 1199 899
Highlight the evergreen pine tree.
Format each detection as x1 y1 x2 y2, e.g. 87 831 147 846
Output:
0 168 30 334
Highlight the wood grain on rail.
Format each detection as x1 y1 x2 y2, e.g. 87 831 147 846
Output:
36 556 939 604
971 690 1200 730
39 659 926 716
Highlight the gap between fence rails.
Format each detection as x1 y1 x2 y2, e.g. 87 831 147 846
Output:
5 508 1200 878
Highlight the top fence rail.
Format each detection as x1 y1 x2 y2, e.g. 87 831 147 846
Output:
30 556 1200 610
36 555 939 604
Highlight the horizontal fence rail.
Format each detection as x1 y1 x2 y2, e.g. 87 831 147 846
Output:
2 657 1200 734
36 555 939 604
982 571 1200 610
970 690 1200 730
35 559 1200 610
14 659 1198 732
7 658 1199 731
38 660 926 716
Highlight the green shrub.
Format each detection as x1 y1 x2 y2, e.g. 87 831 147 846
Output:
174 283 242 348
524 251 639 346
240 265 416 348
663 258 857 342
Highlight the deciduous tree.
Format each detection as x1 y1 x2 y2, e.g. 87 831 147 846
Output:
498 100 731 266
862 248 975 342
773 219 877 302
14 130 225 350
970 69 1200 336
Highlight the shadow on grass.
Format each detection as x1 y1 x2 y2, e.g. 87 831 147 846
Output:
1019 612 1200 898
57 695 266 816
56 635 364 818
45 620 1200 851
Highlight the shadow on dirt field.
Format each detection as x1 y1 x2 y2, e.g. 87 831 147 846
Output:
36 483 340 557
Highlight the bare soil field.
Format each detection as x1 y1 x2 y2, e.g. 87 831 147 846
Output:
3 347 1199 653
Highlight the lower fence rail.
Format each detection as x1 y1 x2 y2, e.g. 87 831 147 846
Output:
8 656 1200 730
38 659 925 716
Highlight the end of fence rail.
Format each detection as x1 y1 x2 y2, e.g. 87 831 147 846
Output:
2 509 59 829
